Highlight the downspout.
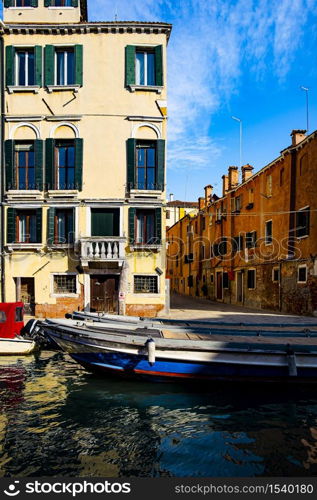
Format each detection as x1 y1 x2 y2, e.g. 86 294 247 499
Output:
0 20 5 302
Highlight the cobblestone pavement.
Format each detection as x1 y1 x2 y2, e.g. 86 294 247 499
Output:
160 294 317 325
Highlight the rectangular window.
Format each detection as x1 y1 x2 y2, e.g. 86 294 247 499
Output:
55 209 74 244
91 208 120 237
298 266 307 283
233 235 243 253
246 231 257 248
53 274 77 294
272 267 280 283
55 140 75 190
15 1 33 6
55 48 75 86
247 269 256 289
135 209 155 244
223 272 229 289
50 0 73 6
15 142 35 189
134 275 158 293
266 174 272 197
136 141 156 190
136 50 156 86
16 49 35 86
216 207 222 221
248 188 254 204
233 196 241 212
296 207 310 238
16 210 37 243
265 220 273 245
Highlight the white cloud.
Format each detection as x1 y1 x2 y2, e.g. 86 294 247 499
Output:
88 0 316 172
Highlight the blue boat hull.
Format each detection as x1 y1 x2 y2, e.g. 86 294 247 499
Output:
69 351 317 383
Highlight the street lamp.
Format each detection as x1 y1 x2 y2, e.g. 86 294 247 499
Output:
231 116 243 167
300 86 309 133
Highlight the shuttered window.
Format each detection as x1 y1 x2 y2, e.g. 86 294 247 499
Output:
44 45 83 87
130 208 162 246
5 1 38 6
48 208 74 244
45 139 83 191
91 209 120 237
45 0 77 6
127 139 165 191
296 208 310 238
8 209 42 244
5 140 43 191
6 45 42 87
126 45 163 88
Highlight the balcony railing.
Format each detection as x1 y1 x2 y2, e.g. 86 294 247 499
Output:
80 237 126 263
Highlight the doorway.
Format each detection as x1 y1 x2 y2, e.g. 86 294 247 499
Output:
90 275 119 314
216 271 223 300
237 271 244 303
16 278 35 315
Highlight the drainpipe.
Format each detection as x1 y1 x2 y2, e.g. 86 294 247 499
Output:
0 21 5 302
279 261 282 312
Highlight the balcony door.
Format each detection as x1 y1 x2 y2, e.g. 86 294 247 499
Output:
91 209 120 237
90 275 119 314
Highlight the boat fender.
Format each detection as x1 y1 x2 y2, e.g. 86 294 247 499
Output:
286 346 297 377
146 339 156 365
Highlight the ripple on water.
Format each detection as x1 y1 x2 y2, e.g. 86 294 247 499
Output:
0 352 317 476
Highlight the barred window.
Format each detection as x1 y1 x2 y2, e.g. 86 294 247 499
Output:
134 275 158 293
53 274 77 294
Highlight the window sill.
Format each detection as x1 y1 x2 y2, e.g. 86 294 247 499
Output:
46 85 81 93
130 189 163 195
132 293 160 297
7 86 40 94
130 244 162 251
50 294 80 299
128 85 163 94
5 7 35 9
6 243 42 252
48 6 75 9
47 190 79 198
6 190 43 199
47 244 74 250
297 235 309 240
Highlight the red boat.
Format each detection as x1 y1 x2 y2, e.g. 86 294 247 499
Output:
0 302 36 355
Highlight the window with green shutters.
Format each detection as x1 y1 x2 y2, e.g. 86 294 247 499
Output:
7 208 42 244
129 208 162 246
45 138 83 191
91 209 120 237
44 44 83 88
127 138 165 191
5 139 43 191
125 44 163 88
47 207 74 245
5 1 38 7
6 45 42 88
45 0 78 6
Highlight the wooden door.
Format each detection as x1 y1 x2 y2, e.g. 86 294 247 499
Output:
237 272 243 303
216 272 223 300
90 275 119 314
20 278 35 315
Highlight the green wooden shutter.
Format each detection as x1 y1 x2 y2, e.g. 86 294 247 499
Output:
34 46 42 87
155 45 163 86
155 208 162 244
36 209 42 244
7 208 16 244
127 139 136 190
156 140 165 191
44 45 55 86
47 207 56 244
34 140 43 190
45 139 55 190
31 0 38 7
74 45 83 86
125 45 136 86
44 0 52 7
5 140 15 191
129 208 136 244
74 138 83 191
6 46 15 87
4 1 14 8
71 0 79 7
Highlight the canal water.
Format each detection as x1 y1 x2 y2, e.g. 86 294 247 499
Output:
1 351 317 477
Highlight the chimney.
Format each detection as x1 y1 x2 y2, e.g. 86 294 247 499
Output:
198 197 205 211
291 129 306 147
241 164 254 183
169 193 174 202
222 175 229 197
204 184 213 206
228 166 239 190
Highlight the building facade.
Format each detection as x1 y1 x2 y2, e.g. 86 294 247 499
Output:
166 196 198 229
167 130 317 316
1 0 171 317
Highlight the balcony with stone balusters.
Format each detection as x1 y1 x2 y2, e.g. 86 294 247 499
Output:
80 237 126 268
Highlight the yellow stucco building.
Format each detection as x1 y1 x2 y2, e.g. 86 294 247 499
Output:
1 0 171 317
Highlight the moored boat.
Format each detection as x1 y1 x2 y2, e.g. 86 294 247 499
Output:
36 317 317 383
0 303 36 356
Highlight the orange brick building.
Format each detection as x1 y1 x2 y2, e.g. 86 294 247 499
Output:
167 130 317 315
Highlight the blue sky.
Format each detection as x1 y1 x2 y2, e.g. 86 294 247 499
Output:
2 1 317 201
89 0 317 201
